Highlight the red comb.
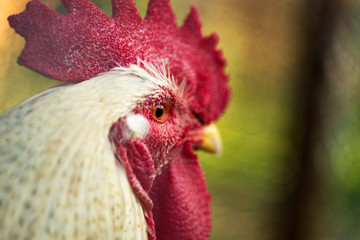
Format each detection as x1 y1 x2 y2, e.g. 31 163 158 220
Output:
8 0 230 123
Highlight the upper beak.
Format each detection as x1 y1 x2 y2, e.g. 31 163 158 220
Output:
188 123 223 156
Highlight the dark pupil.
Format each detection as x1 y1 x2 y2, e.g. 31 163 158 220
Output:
155 106 164 118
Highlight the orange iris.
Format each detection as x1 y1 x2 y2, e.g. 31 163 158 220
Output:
152 104 169 123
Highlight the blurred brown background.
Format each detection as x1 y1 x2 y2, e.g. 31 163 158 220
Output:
1 0 360 239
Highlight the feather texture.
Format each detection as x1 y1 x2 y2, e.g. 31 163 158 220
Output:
0 64 176 239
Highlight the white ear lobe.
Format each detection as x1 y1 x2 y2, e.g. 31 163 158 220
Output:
124 114 150 139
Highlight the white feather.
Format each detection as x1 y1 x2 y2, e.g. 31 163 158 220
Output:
124 114 150 140
0 63 176 239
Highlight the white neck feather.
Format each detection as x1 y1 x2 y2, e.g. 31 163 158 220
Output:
0 63 174 239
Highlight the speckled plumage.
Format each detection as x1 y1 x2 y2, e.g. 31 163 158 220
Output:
0 64 175 239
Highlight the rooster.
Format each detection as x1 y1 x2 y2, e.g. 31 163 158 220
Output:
0 0 230 239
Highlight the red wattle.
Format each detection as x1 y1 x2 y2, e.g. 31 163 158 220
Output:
149 142 211 240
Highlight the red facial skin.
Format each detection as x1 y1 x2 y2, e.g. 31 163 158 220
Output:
109 89 211 240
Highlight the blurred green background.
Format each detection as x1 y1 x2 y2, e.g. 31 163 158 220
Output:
1 0 360 239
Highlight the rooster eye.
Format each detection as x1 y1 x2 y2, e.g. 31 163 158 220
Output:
152 104 169 123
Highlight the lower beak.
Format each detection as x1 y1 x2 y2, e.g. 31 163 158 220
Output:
188 123 223 156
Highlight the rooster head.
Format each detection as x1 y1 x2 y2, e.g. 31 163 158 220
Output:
106 63 218 239
8 0 230 239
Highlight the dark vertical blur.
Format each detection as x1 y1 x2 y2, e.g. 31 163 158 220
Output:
274 1 345 240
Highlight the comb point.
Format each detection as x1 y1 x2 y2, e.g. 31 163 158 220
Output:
145 0 176 28
203 33 219 49
112 0 142 23
181 6 201 37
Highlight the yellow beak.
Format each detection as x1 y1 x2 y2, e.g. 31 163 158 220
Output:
189 123 222 156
